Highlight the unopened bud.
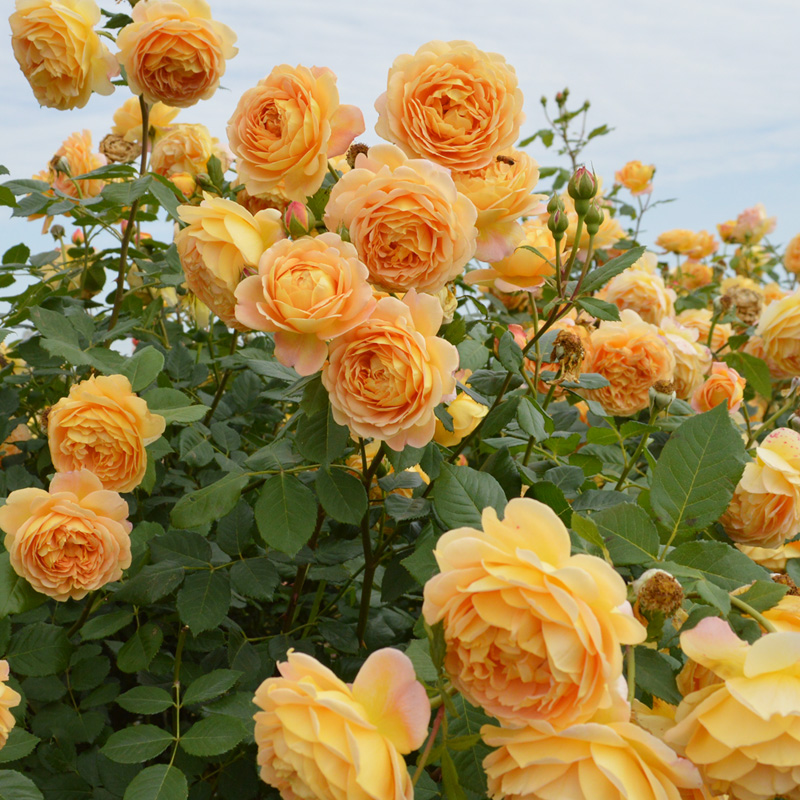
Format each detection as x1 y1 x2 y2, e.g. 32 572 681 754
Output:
345 142 370 170
171 172 196 198
50 225 65 240
789 413 800 433
547 209 569 239
284 202 316 238
567 166 597 203
547 193 564 215
49 155 71 176
649 379 676 410
71 229 84 245
632 569 684 616
584 200 605 235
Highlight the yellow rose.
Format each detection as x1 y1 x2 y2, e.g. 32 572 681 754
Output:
673 259 714 291
234 234 377 375
451 148 544 262
482 719 704 800
737 540 800 572
756 291 800 378
176 194 285 330
563 193 625 251
658 318 713 401
48 374 166 493
10 0 116 110
785 234 800 275
433 392 488 447
111 97 179 143
602 252 676 325
676 308 732 354
665 617 800 800
375 40 525 172
0 469 132 601
691 361 746 414
0 661 21 750
115 0 237 108
322 290 458 451
423 497 646 727
685 231 718 260
728 203 777 245
615 160 655 195
585 309 675 417
254 649 430 800
150 123 229 179
763 281 786 306
761 594 800 633
323 144 478 293
721 428 800 549
227 64 364 202
656 230 700 255
44 130 106 200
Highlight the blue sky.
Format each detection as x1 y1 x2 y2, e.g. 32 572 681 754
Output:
1 0 798 256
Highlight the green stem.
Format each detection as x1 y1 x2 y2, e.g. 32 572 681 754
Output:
626 646 636 705
202 332 238 426
730 594 778 633
614 407 658 490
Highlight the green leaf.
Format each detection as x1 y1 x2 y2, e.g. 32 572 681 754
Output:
723 351 772 398
183 670 243 706
315 467 367 525
142 388 208 424
171 472 249 529
650 404 747 540
101 725 174 763
7 623 71 676
230 557 279 601
176 570 231 633
256 473 318 556
121 347 165 392
668 541 768 592
433 463 506 529
0 553 43 618
30 306 79 346
0 771 43 800
117 686 174 715
148 175 182 222
735 579 789 612
0 730 39 764
634 648 681 705
516 397 550 442
114 562 185 604
295 405 350 464
179 716 244 757
80 610 134 640
580 246 646 294
497 330 523 371
576 296 620 321
117 622 163 673
591 503 659 565
570 512 606 550
318 619 360 654
402 527 438 585
123 764 187 800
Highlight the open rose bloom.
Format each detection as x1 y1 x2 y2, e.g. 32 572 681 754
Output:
0 661 21 749
0 470 132 601
254 649 430 800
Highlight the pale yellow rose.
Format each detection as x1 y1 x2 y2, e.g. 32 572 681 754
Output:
234 234 377 375
721 428 800 549
602 252 676 325
482 718 704 800
150 123 229 179
756 292 800 378
658 318 713 401
0 469 132 601
323 144 478 293
665 617 800 800
691 362 746 414
115 0 237 108
111 97 179 143
375 40 524 172
0 661 21 750
451 148 544 261
761 595 800 633
48 374 166 493
10 0 116 110
423 498 646 728
676 308 732 354
673 259 714 291
585 309 675 417
228 64 364 201
433 392 488 447
615 160 655 195
176 193 285 330
253 649 430 800
322 291 458 451
785 234 800 275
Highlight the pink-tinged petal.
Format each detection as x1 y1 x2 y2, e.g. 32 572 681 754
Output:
401 289 443 339
351 648 431 753
0 488 50 537
680 617 748 680
327 104 366 157
474 219 523 263
50 469 105 501
273 331 327 376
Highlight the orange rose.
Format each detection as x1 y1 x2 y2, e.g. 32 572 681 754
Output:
0 661 21 750
111 97 179 143
48 374 166 493
585 309 675 417
234 234 377 375
227 64 364 201
115 0 237 108
46 130 106 199
423 498 646 727
375 40 524 172
10 0 116 110
691 361 746 414
685 231 718 260
676 308 732 353
602 252 676 325
176 194 284 330
672 259 713 291
737 540 800 572
451 148 544 261
756 291 800 378
150 123 230 179
615 160 655 195
665 617 800 800
656 230 699 255
483 719 703 800
785 234 800 275
322 290 458 451
323 144 477 292
0 423 33 465
721 428 800 549
0 469 132 601
254 649 430 800
658 318 713 401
